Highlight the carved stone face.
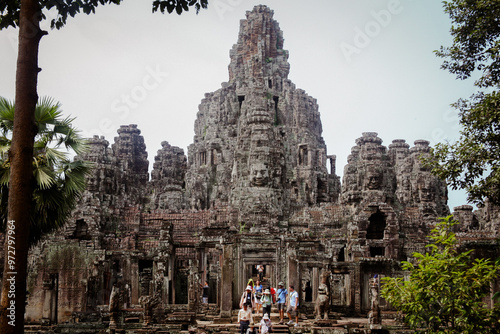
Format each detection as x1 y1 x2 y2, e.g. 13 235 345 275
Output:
362 145 381 161
366 170 382 190
250 162 269 187
247 106 272 125
419 184 433 202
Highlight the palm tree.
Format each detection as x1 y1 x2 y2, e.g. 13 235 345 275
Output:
0 96 91 245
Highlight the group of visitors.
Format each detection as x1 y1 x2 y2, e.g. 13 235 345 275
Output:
238 280 300 334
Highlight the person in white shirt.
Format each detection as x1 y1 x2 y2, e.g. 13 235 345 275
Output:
238 303 253 334
286 285 299 326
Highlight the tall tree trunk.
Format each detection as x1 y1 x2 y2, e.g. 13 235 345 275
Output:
0 0 44 333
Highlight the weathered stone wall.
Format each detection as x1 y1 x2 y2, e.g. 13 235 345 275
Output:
150 141 187 211
15 5 500 327
185 5 339 228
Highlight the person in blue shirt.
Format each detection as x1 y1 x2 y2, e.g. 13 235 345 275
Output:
287 285 299 326
254 280 263 314
276 281 288 324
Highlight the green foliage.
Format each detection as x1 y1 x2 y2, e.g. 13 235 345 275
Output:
153 0 208 15
0 0 208 30
202 125 208 139
430 0 500 205
381 216 500 333
425 91 500 205
239 221 245 233
436 0 500 88
0 96 92 245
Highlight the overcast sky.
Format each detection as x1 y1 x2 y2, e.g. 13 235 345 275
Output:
0 0 477 209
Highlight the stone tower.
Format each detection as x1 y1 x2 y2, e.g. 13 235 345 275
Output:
185 5 340 227
19 6 500 326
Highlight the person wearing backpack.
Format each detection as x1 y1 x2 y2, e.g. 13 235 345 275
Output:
240 285 256 310
261 289 272 317
276 282 287 324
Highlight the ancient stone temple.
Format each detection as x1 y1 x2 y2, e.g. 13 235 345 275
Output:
5 5 499 332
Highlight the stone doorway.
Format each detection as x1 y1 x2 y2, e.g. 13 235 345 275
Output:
245 263 275 289
175 270 189 304
331 273 351 311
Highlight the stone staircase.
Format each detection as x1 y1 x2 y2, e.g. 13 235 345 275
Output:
272 324 291 334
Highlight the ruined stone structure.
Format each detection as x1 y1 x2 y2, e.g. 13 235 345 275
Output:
4 5 498 331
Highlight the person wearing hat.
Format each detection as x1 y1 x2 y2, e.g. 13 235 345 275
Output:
276 282 287 324
246 323 257 334
259 312 273 334
240 285 256 310
261 288 272 317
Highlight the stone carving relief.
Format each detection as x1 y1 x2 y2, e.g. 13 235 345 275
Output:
250 162 270 187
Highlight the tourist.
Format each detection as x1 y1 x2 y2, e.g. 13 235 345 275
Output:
276 282 287 324
240 285 255 310
261 288 272 317
238 303 253 334
256 264 264 281
254 280 263 314
200 281 209 304
247 278 255 290
247 323 256 334
270 285 276 304
259 313 273 334
286 285 299 326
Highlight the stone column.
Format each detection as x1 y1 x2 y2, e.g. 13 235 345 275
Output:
312 267 319 302
170 253 176 304
220 243 234 319
287 249 298 289
41 279 53 324
354 264 361 314
130 259 139 305
188 264 197 312
327 155 336 175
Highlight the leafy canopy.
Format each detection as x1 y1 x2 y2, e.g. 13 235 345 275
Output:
435 0 500 88
429 0 500 205
0 0 208 30
381 216 500 333
0 96 92 245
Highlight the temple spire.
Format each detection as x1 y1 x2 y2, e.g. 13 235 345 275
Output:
228 5 290 86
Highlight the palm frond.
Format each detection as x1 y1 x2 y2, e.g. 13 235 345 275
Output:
0 96 15 135
33 164 56 189
44 147 68 166
1 96 91 246
0 163 11 186
0 136 11 158
60 160 92 194
35 96 62 136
